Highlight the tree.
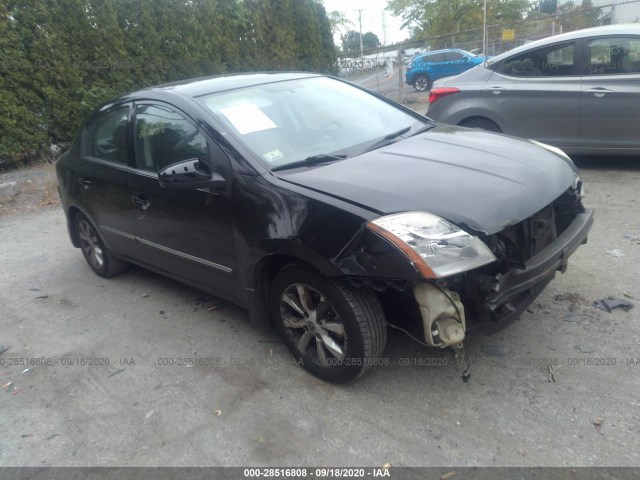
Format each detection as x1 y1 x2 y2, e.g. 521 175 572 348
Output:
387 0 529 41
539 0 557 14
363 32 381 50
0 0 337 169
327 10 353 38
558 0 602 30
341 30 361 53
341 30 380 54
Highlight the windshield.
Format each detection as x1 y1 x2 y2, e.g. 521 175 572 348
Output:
197 76 424 170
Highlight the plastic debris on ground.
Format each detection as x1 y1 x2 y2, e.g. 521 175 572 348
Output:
593 297 634 313
575 345 595 353
481 345 509 357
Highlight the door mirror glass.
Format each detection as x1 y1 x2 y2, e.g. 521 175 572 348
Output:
158 158 225 190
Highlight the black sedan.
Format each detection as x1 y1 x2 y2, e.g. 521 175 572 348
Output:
56 73 593 383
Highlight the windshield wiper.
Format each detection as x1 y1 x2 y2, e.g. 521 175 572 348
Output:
362 127 411 153
362 124 438 153
408 124 436 137
271 153 347 172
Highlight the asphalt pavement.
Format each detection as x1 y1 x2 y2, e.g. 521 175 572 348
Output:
1 157 640 467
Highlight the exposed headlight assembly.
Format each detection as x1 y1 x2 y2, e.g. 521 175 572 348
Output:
367 211 496 278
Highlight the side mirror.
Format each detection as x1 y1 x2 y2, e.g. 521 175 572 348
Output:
158 158 226 190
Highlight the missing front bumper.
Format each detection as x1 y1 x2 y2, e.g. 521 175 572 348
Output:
467 209 594 332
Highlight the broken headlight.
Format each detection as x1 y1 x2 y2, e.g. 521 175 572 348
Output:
367 211 497 278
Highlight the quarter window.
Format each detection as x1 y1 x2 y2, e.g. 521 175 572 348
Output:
588 37 640 74
134 104 208 172
86 105 130 164
503 42 576 77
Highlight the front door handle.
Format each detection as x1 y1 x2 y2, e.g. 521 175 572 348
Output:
132 194 151 211
78 178 92 189
584 87 613 97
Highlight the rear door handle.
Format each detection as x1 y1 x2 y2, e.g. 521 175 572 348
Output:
78 178 92 189
487 86 504 95
132 194 151 210
584 87 613 97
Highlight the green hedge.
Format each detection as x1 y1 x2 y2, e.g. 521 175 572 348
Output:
0 0 336 169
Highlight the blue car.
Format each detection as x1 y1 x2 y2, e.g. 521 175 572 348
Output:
406 48 485 92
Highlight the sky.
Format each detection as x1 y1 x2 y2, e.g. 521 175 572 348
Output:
321 0 409 46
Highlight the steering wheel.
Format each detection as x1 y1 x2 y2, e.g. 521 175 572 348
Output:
314 121 342 143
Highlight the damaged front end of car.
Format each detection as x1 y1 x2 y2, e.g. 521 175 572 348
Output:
358 180 593 378
465 181 593 332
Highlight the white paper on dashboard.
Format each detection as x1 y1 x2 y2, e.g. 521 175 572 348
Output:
219 104 277 135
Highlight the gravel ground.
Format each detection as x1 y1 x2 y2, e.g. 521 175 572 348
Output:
0 157 639 467
0 163 58 217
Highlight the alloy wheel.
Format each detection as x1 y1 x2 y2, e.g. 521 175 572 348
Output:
77 220 104 271
280 283 347 368
415 76 431 92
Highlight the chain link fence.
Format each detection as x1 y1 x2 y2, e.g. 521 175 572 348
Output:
338 0 640 105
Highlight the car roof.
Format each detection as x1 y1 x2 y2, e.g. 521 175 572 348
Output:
422 48 468 56
133 72 322 98
491 24 640 62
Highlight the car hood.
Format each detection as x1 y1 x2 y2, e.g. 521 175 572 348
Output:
278 125 578 235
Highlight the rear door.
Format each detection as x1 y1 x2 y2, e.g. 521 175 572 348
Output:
424 52 446 80
78 103 138 257
128 102 239 300
443 51 469 77
578 35 640 151
483 41 581 147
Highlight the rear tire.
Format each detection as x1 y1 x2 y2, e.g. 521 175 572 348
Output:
459 118 501 132
270 265 387 383
74 212 129 278
413 74 433 92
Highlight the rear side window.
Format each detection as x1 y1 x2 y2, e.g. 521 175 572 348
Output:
502 42 576 77
426 53 445 63
134 104 208 172
587 37 640 75
86 105 130 163
445 51 465 61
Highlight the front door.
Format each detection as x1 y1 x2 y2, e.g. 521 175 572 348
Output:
128 102 239 300
579 35 640 151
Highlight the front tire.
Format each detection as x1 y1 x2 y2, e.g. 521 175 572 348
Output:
270 265 387 383
74 213 129 278
413 74 433 92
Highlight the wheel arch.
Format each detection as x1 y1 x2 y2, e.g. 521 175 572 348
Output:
458 115 502 132
246 248 344 328
66 205 86 248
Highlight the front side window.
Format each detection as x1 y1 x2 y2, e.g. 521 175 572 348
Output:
134 104 208 172
588 36 640 75
86 105 130 164
198 77 424 170
503 42 576 77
